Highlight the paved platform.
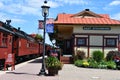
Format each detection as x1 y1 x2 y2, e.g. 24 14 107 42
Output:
0 57 120 80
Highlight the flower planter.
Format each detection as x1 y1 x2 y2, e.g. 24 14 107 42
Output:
45 56 63 76
48 69 58 76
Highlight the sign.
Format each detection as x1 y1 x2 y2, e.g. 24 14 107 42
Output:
4 53 15 71
6 54 13 62
83 27 111 30
46 23 54 33
38 20 44 29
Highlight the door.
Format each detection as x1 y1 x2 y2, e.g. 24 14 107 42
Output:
12 36 19 55
64 40 72 55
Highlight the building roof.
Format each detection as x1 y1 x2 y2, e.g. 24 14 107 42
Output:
54 9 120 25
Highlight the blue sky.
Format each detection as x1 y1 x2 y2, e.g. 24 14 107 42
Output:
0 0 120 44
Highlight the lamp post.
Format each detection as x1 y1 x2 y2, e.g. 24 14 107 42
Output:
39 0 50 75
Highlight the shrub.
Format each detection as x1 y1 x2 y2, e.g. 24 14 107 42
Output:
106 61 116 69
98 60 107 69
75 50 85 60
92 50 104 62
74 60 89 67
45 56 63 70
106 51 120 61
87 58 98 68
74 60 83 67
82 60 89 67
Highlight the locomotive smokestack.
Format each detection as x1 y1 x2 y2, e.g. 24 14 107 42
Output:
6 20 11 25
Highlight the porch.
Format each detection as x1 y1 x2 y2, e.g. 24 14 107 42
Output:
49 25 74 64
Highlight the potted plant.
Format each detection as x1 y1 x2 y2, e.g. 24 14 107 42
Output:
45 56 63 76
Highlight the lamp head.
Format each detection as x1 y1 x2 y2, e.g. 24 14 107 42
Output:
41 1 50 17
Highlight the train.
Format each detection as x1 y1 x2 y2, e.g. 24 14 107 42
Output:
0 20 52 70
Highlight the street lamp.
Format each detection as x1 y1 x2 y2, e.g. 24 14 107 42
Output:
39 0 50 75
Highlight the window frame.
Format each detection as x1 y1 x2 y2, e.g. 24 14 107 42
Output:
105 38 117 47
76 37 87 46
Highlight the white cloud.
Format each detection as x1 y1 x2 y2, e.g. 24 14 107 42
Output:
48 1 62 8
5 4 23 14
20 6 40 16
43 0 88 8
25 0 43 8
109 0 120 6
0 0 43 16
0 1 4 8
111 13 120 20
11 18 26 23
55 0 88 5
0 14 7 22
0 0 88 16
103 0 120 11
0 12 26 24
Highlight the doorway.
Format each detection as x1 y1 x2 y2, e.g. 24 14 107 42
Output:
63 39 72 55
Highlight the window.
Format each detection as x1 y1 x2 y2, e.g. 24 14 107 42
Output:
106 38 117 47
2 34 8 47
77 38 87 46
27 42 30 48
66 40 70 48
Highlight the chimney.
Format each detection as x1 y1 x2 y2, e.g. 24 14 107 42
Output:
85 9 89 11
18 27 20 31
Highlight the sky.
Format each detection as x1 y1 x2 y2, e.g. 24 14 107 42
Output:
0 0 120 44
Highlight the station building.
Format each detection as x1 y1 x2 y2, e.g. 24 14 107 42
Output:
50 9 120 61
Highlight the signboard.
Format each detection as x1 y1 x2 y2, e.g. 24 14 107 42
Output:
4 53 15 71
83 27 111 30
38 20 44 29
6 54 13 62
46 24 54 33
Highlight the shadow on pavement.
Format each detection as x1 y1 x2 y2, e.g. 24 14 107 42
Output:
6 72 37 76
29 58 42 63
6 72 57 77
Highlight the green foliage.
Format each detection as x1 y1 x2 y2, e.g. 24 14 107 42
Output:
106 61 116 69
74 60 89 67
75 50 85 60
87 58 98 68
35 34 43 41
98 60 107 69
74 60 83 67
82 60 89 67
106 51 120 61
92 50 104 62
74 50 119 70
45 56 63 70
74 57 117 70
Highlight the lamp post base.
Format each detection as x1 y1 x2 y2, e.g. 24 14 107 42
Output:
38 69 46 76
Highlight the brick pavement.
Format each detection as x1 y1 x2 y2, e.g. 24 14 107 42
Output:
0 57 120 80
